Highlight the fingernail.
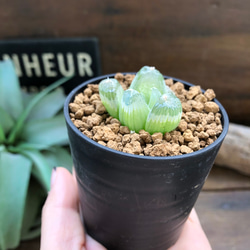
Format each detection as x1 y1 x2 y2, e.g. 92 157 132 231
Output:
50 166 57 188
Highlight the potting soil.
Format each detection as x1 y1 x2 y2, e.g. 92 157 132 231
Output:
69 73 222 156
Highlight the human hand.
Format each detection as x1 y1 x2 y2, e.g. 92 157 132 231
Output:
41 167 106 250
41 167 211 250
168 209 212 250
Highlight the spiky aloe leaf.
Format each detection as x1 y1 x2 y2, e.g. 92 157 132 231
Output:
20 114 68 147
99 78 124 119
42 146 72 173
20 177 45 240
16 142 51 151
27 87 65 121
0 145 6 152
0 60 24 120
119 89 150 132
130 66 166 103
0 58 73 249
22 149 52 191
0 152 32 250
0 124 6 144
21 91 37 110
7 76 71 144
7 147 51 191
145 93 182 134
0 107 14 135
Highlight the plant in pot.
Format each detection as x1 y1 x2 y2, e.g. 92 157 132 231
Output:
0 59 72 250
64 66 229 250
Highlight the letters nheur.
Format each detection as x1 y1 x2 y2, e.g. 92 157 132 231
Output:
2 52 94 78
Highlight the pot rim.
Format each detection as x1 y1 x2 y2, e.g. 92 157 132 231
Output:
64 73 229 160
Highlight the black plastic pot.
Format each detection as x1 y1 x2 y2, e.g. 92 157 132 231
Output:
64 74 229 250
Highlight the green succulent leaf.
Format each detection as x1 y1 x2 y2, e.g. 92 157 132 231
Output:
8 147 52 191
148 87 162 109
7 76 71 144
0 124 6 144
0 59 72 248
22 91 36 109
42 146 72 173
27 87 66 121
145 94 183 134
0 145 6 152
16 142 51 151
98 66 183 134
21 176 46 240
0 59 24 120
163 85 177 98
21 114 68 147
99 78 124 119
119 89 150 132
130 66 166 103
19 149 52 191
0 107 15 135
0 151 32 250
21 225 41 241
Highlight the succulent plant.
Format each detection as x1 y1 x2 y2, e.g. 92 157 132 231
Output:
0 59 72 250
99 66 182 134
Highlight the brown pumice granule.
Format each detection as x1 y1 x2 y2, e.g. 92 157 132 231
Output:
69 73 223 156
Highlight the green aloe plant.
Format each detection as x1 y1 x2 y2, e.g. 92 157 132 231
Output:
0 59 72 250
99 66 182 134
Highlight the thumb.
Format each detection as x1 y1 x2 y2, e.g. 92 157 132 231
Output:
168 209 211 250
40 167 85 250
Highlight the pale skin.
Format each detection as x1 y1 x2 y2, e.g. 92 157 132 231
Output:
41 167 212 250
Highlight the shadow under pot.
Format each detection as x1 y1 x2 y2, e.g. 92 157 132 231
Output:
64 73 229 250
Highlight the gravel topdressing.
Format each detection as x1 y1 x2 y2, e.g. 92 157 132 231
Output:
69 73 223 157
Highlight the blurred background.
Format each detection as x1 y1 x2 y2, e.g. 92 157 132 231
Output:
0 1 250 249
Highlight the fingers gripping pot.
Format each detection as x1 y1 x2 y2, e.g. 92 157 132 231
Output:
64 74 229 250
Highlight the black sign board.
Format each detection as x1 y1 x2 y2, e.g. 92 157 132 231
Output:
0 38 101 93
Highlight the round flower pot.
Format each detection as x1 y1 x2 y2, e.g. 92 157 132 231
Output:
64 73 229 250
